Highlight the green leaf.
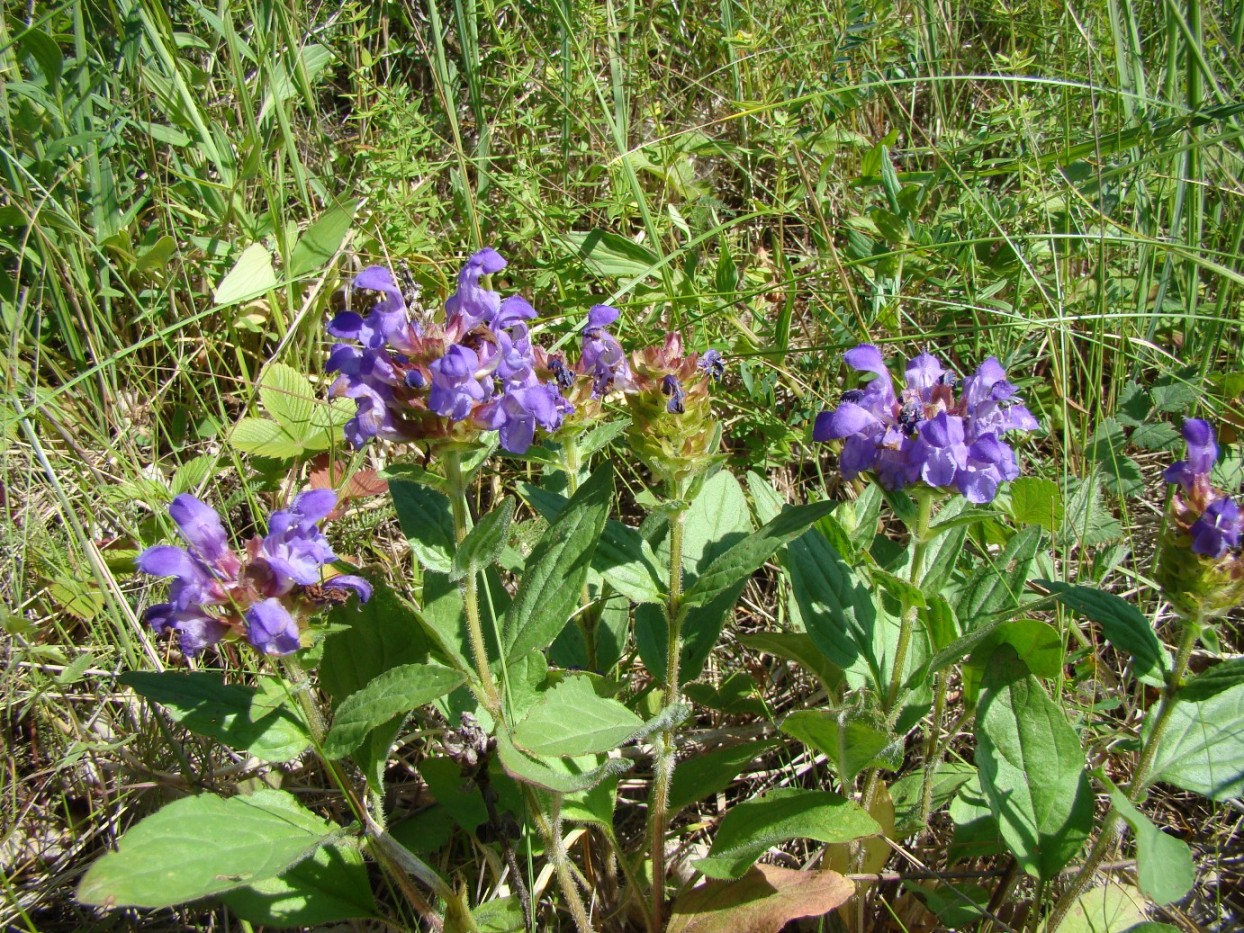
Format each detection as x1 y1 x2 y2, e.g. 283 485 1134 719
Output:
1009 477 1064 532
1178 657 1244 702
779 710 900 783
119 671 308 763
521 484 664 604
681 500 837 609
221 842 377 926
512 676 643 757
504 464 611 660
390 480 456 574
289 202 355 278
694 787 881 879
738 632 843 694
975 645 1093 879
319 584 434 785
787 525 877 680
955 526 1042 627
230 417 306 458
494 730 631 794
259 363 317 439
1055 883 1148 933
891 762 975 838
563 229 665 280
77 790 340 908
668 740 778 813
1041 582 1169 687
1101 777 1195 905
451 498 514 582
214 242 277 306
1146 682 1244 801
323 663 464 758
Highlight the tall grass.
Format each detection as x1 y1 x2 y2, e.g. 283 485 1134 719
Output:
3 0 1242 927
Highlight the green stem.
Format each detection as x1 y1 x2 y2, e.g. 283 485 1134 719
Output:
445 450 501 715
648 489 688 933
1044 615 1201 932
918 670 950 825
883 491 933 717
562 435 598 670
530 792 594 933
281 660 448 929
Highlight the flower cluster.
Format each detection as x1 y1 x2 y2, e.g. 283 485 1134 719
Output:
624 332 723 486
136 491 370 657
814 345 1039 503
1163 419 1242 557
326 250 572 455
1157 419 1244 620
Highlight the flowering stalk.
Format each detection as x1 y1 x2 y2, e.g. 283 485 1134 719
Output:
443 449 502 715
647 480 688 933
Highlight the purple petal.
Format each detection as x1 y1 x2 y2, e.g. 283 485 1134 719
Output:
144 603 228 656
905 352 945 393
354 265 402 296
825 402 879 439
843 344 888 378
586 304 621 331
137 545 198 580
469 247 507 275
291 489 337 525
812 410 836 442
322 575 373 603
496 295 537 329
838 435 879 479
245 599 302 656
169 495 231 563
1183 418 1218 476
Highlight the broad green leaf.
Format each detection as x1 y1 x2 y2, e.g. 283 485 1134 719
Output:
390 480 456 574
78 790 340 908
1178 657 1244 702
1010 476 1064 532
319 584 433 786
956 526 1042 627
561 774 619 827
451 498 514 582
521 484 663 604
668 740 778 813
681 499 837 609
119 671 308 763
1041 581 1169 687
667 865 854 933
495 730 631 794
504 464 611 660
684 673 766 716
1102 776 1195 905
744 470 787 524
780 710 900 783
214 242 277 306
230 417 306 458
695 787 880 879
259 363 317 438
975 646 1093 879
471 895 527 932
512 676 643 757
221 842 377 926
324 663 464 758
563 229 665 280
289 202 356 278
948 774 1005 865
738 632 843 694
890 761 976 837
1146 682 1244 801
1053 882 1148 933
787 524 877 681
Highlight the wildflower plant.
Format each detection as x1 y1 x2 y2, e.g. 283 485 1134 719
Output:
79 259 1244 933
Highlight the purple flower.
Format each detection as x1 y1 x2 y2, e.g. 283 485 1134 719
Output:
445 248 507 330
1164 418 1218 496
136 491 369 658
698 349 725 381
328 266 415 352
814 345 1038 502
1190 498 1243 558
580 305 633 396
428 345 493 420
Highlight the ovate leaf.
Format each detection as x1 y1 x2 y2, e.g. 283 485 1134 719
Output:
451 498 514 582
1146 682 1244 801
1178 657 1244 702
323 663 464 758
695 787 881 879
504 464 611 659
975 645 1093 879
512 675 642 757
389 480 456 574
221 842 377 926
78 790 340 908
119 671 308 763
214 242 277 306
1102 776 1195 905
1041 581 1169 687
289 202 356 278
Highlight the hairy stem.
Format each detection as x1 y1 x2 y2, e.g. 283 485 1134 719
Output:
445 449 501 714
648 493 687 933
1044 615 1201 931
531 793 594 933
